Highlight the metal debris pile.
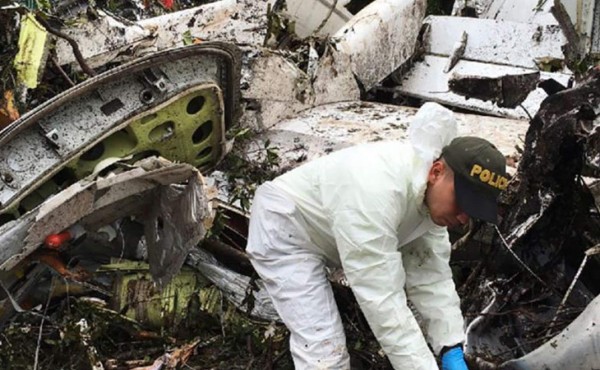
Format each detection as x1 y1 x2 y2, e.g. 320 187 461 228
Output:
0 0 599 369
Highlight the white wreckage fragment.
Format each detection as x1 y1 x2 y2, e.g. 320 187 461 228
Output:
280 0 353 38
0 157 215 287
558 0 597 55
242 101 526 170
451 0 558 24
55 0 270 69
240 48 360 130
425 17 566 70
186 247 280 322
51 0 360 131
53 8 152 70
55 0 426 94
450 0 598 57
466 292 600 369
331 0 427 91
50 0 428 131
395 16 572 119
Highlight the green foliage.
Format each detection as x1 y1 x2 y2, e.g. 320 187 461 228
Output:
219 127 282 212
0 294 293 369
35 0 52 12
182 30 194 46
264 2 297 48
569 56 600 78
426 0 452 15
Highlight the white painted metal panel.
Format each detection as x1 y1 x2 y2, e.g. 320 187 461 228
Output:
252 101 527 170
396 55 571 119
425 16 566 69
558 0 597 53
332 0 427 91
282 0 353 38
482 0 557 25
56 0 272 68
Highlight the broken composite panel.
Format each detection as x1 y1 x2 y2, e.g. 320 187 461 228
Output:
0 43 240 223
1 0 600 368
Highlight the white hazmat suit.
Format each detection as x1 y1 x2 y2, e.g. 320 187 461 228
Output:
247 103 465 369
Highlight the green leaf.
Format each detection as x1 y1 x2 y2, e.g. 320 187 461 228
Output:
182 30 194 46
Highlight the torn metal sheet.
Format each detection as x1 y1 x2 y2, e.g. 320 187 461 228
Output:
55 0 270 69
396 55 571 119
240 48 359 130
452 0 558 25
551 0 599 63
144 171 213 287
138 0 269 49
278 0 353 38
244 101 527 170
242 52 314 130
448 72 540 108
0 42 240 221
313 45 360 106
393 14 572 118
0 157 215 278
424 16 567 70
186 247 280 322
450 0 597 58
332 0 427 91
53 8 152 70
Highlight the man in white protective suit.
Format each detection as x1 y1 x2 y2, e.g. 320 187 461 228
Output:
246 102 508 370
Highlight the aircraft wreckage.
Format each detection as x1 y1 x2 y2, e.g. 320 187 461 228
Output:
0 0 599 368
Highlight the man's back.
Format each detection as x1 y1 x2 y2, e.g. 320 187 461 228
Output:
271 140 432 266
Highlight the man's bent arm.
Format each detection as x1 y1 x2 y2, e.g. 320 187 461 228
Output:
402 227 465 355
331 207 439 370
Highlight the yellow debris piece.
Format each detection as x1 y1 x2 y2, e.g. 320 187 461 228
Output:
13 13 49 89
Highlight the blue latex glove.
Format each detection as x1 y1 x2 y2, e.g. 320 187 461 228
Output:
441 346 469 370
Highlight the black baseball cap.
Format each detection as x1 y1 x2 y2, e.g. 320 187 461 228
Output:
441 137 508 224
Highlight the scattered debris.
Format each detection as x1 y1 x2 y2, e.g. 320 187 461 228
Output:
462 68 600 369
54 1 268 69
243 101 527 170
0 156 215 273
1 0 599 369
0 42 240 222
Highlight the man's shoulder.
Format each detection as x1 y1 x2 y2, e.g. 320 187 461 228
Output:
335 140 412 158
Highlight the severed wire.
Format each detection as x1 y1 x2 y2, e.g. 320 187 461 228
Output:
494 225 547 287
545 244 600 337
33 279 55 370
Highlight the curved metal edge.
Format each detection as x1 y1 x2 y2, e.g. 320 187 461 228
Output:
0 41 242 145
